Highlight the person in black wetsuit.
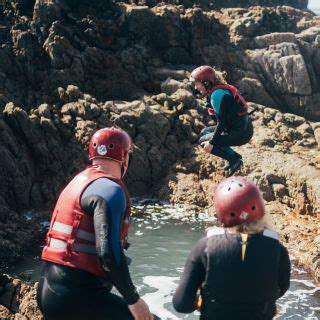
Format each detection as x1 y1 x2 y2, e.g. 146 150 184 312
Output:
173 176 291 320
190 66 254 176
37 127 155 320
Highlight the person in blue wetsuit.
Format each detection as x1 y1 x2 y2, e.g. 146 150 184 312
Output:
37 127 155 320
173 176 291 320
190 66 254 176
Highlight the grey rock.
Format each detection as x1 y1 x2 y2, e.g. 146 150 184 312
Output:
170 89 197 108
38 104 51 119
66 85 81 101
272 184 289 198
254 32 296 49
160 78 192 96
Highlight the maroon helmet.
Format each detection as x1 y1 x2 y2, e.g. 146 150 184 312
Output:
89 127 132 174
213 176 265 228
190 65 215 83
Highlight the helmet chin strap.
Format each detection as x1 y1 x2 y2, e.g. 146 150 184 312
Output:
121 153 132 178
121 164 125 178
203 80 214 94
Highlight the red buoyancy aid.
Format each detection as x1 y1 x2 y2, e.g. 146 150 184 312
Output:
207 84 248 116
41 166 131 278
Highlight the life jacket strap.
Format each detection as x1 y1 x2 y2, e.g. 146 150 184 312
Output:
52 221 96 242
48 238 97 255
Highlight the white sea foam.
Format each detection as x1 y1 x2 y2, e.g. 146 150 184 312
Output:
141 276 181 320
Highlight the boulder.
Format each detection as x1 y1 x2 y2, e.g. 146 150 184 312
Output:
170 89 197 108
160 78 192 96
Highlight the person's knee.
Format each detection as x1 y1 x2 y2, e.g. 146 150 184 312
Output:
200 126 216 137
199 133 214 144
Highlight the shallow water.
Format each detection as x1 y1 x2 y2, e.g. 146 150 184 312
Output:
309 0 320 15
8 204 320 319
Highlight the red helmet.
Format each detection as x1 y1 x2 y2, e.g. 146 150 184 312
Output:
89 127 132 173
190 65 215 83
213 176 265 228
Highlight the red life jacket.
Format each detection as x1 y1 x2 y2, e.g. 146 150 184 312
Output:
41 166 131 278
207 84 248 116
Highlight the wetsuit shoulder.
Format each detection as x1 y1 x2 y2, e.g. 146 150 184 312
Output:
210 89 232 115
81 177 126 212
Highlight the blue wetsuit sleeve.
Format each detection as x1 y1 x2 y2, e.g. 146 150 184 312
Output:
172 237 207 313
82 178 125 266
81 178 140 304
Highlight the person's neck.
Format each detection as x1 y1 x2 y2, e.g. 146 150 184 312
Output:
92 159 122 179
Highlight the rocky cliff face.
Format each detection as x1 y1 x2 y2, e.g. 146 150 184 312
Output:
0 1 318 116
123 1 309 10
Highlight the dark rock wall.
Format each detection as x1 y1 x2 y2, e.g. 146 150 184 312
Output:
121 0 309 10
0 2 318 116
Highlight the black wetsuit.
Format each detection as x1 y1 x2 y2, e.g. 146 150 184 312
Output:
37 178 138 320
199 90 253 165
173 229 291 320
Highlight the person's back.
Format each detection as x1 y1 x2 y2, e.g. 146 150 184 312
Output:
201 228 289 319
172 176 291 320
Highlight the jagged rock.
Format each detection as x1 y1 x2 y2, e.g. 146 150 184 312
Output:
66 85 81 101
0 278 21 312
170 89 197 108
33 0 62 25
311 122 320 148
282 113 305 126
254 32 297 48
238 78 277 108
152 68 189 81
61 101 96 120
0 274 43 319
17 283 43 320
38 104 51 119
0 2 318 118
273 183 289 198
0 305 14 318
122 0 309 10
0 94 9 109
160 78 192 96
151 93 175 108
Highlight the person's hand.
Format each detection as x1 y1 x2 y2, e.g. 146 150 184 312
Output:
128 298 154 320
201 141 213 154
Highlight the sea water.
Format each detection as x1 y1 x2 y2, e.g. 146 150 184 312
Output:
309 0 320 15
8 204 320 319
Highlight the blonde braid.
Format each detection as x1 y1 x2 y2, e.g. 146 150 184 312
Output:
212 67 227 85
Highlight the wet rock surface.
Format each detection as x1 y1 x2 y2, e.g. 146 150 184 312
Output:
0 0 319 318
0 274 43 319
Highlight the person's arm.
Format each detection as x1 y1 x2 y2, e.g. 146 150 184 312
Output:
208 93 233 145
278 244 291 297
81 180 139 304
205 101 217 122
172 237 207 313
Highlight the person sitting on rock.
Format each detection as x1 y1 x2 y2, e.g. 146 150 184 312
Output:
190 65 254 176
173 176 291 320
37 127 155 320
